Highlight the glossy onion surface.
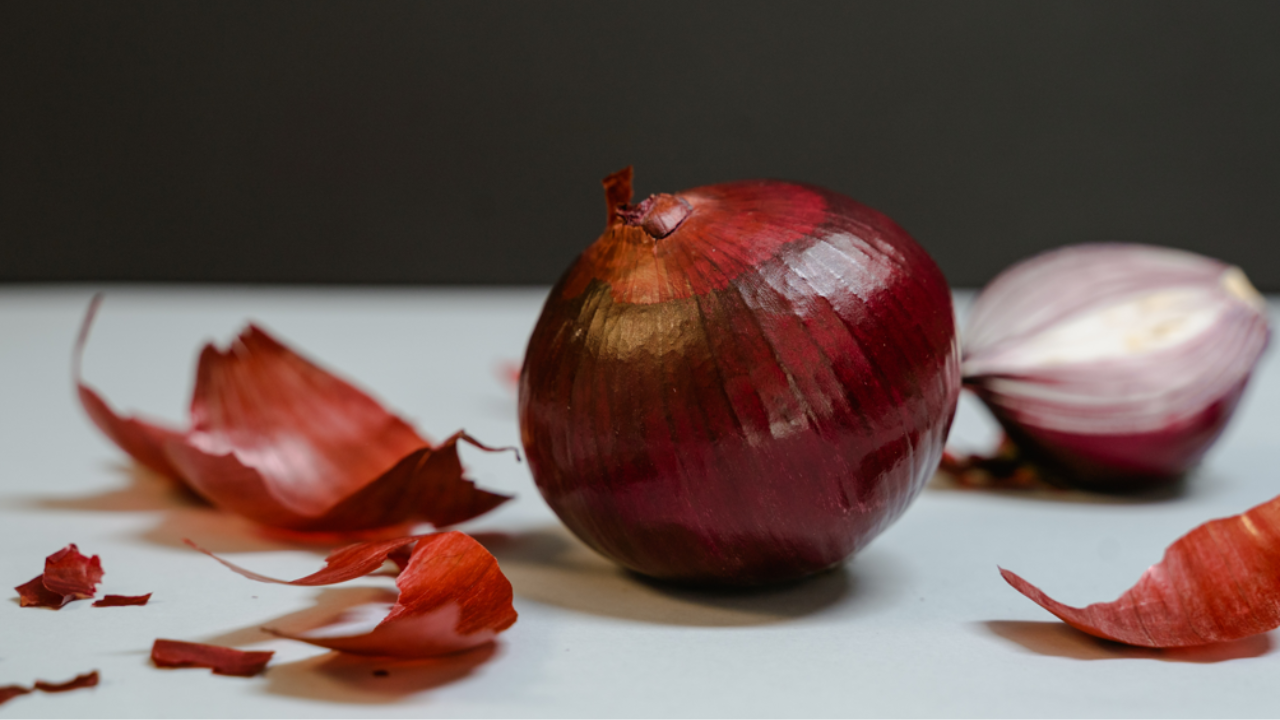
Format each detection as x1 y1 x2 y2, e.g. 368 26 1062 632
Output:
519 169 960 585
963 244 1270 491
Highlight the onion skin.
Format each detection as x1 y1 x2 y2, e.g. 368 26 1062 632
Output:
962 244 1271 491
519 168 960 586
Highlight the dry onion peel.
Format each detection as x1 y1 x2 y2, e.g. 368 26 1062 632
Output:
93 593 151 607
0 671 100 706
1002 493 1280 647
963 244 1269 490
75 297 513 532
188 531 517 657
15 544 103 609
151 640 274 677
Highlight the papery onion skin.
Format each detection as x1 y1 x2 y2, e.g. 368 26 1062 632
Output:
962 244 1270 491
519 168 960 586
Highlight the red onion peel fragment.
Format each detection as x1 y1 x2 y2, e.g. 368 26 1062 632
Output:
75 296 513 532
520 167 960 585
93 593 152 607
151 640 274 677
15 544 103 609
0 672 100 706
963 244 1270 490
32 671 101 693
188 530 517 657
1003 493 1280 647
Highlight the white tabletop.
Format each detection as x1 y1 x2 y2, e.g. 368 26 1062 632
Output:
1 286 1277 718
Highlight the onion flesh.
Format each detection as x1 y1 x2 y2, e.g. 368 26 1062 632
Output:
962 244 1270 490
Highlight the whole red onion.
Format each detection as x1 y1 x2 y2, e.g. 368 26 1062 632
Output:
962 244 1271 491
518 168 960 585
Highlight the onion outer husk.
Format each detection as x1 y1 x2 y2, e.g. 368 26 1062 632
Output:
962 243 1270 490
519 168 960 585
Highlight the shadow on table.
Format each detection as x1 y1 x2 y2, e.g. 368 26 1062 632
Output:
262 645 497 705
24 462 316 553
199 586 499 704
983 620 1274 663
927 471 1191 505
473 525 860 627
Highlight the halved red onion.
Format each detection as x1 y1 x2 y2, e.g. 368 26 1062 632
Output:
520 168 960 585
189 531 517 657
76 298 512 532
962 244 1270 490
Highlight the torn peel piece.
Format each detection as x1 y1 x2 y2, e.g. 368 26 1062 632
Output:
0 686 32 706
1002 493 1280 647
93 593 152 607
190 531 517 657
0 672 100 706
151 640 274 677
15 545 103 609
33 671 100 693
75 296 513 533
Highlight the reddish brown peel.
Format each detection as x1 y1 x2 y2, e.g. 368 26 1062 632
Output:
93 593 152 607
33 671 100 693
0 686 32 706
75 297 513 533
190 531 517 657
0 672 99 706
1002 494 1280 647
152 640 273 677
16 545 103 609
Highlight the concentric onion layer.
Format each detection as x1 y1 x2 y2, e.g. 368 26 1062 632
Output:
520 174 960 585
962 244 1270 486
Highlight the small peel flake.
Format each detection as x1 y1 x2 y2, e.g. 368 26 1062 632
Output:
75 296 513 533
1002 493 1280 647
15 545 103 609
0 672 99 706
189 531 517 657
151 640 273 677
93 593 152 607
33 671 100 693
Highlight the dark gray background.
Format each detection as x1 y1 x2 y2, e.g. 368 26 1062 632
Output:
3 1 1278 289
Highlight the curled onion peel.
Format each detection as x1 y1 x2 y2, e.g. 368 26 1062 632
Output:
1003 493 1280 647
963 244 1270 491
76 297 512 532
520 168 960 585
15 544 103 609
189 531 517 657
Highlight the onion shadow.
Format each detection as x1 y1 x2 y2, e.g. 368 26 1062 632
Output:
261 645 498 705
473 525 858 627
20 462 324 554
982 620 1274 663
198 586 499 704
928 470 1191 505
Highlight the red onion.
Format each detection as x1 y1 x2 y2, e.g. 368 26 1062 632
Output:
962 244 1270 491
519 168 960 585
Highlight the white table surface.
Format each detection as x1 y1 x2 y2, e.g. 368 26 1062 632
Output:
1 286 1277 718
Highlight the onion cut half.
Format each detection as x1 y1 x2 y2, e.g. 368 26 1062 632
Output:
1002 493 1280 647
963 244 1270 489
189 531 517 657
75 297 512 533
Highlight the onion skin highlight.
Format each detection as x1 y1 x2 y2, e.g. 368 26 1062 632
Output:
519 168 960 586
